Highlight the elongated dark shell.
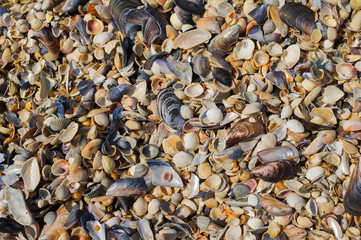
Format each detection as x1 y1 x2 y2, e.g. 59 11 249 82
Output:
0 218 24 233
106 178 147 197
257 145 299 163
252 159 296 183
32 27 60 54
279 3 316 35
344 161 361 216
260 195 293 216
265 71 288 90
109 0 142 34
212 67 232 87
209 24 241 57
226 119 265 144
157 88 186 132
174 0 205 15
62 0 87 13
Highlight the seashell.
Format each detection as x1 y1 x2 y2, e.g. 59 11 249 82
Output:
209 24 241 57
81 139 102 159
233 39 255 60
279 3 316 35
173 29 211 49
67 167 87 182
167 58 193 84
4 186 34 226
59 122 78 143
129 164 149 178
102 155 116 174
83 183 102 199
265 71 288 90
86 19 104 35
206 107 223 124
62 0 86 13
335 63 357 80
42 0 65 10
252 51 269 68
184 83 204 98
303 134 326 155
87 221 106 240
93 32 114 48
32 26 60 54
257 145 299 163
173 151 193 168
260 195 293 216
252 160 297 183
20 157 40 192
248 4 267 24
267 42 283 57
305 166 324 181
343 161 361 215
192 53 211 78
349 10 361 31
48 117 71 132
38 205 69 240
140 144 159 159
51 159 70 176
286 119 304 133
196 16 220 34
212 67 234 92
147 159 183 188
226 119 264 144
44 211 56 225
157 88 186 132
183 132 199 151
133 197 148 216
137 219 154 240
281 45 300 68
106 177 147 197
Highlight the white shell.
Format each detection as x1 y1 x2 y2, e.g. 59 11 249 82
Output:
234 39 255 60
286 192 305 211
280 105 292 119
281 45 300 68
305 166 325 181
173 151 193 168
93 32 114 47
206 108 223 124
286 119 304 133
184 132 199 150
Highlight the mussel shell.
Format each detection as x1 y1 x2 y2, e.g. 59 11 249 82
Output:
279 3 316 35
32 26 60 54
174 0 205 15
248 5 267 24
252 159 297 183
344 161 361 216
146 159 184 188
157 88 186 132
106 178 147 197
209 25 241 57
226 119 265 144
192 54 211 77
257 145 299 163
212 67 232 88
0 218 24 233
83 183 102 198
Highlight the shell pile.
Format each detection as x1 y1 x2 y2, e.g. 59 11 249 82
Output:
2 0 361 239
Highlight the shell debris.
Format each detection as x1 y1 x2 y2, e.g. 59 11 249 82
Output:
0 0 360 239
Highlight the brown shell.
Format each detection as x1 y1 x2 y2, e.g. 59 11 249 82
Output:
226 119 265 144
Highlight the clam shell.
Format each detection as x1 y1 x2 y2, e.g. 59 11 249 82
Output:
281 45 300 68
184 83 204 98
86 19 104 35
234 39 255 60
21 157 40 192
173 29 211 49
